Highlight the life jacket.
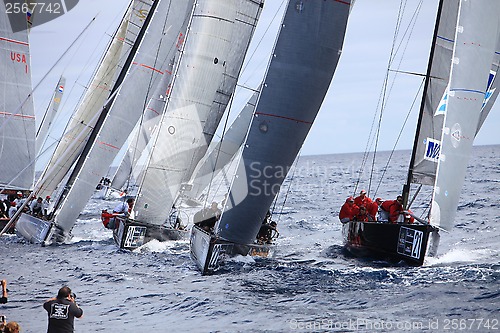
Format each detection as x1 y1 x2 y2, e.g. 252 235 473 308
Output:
101 210 116 228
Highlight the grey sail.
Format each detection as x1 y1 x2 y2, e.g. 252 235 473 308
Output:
134 0 263 226
185 90 258 200
410 0 459 186
475 34 500 134
0 2 36 191
182 0 265 184
216 0 351 245
36 76 65 156
411 0 500 186
110 58 175 192
52 0 196 234
36 1 136 199
430 0 500 231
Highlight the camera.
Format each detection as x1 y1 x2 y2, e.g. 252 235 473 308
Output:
0 315 6 322
71 293 76 300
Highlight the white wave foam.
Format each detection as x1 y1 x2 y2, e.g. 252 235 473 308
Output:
425 247 492 265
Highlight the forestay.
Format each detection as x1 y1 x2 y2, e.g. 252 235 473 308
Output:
216 0 352 245
0 2 35 191
430 0 500 231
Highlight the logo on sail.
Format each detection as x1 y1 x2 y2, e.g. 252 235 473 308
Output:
481 70 497 110
424 138 440 162
434 87 448 116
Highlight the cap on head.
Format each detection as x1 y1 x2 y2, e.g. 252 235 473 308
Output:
375 198 383 203
360 190 366 195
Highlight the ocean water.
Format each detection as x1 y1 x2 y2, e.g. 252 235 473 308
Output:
1 145 498 332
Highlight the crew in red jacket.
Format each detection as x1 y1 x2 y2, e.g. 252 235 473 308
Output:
354 189 373 208
380 196 404 223
339 197 358 223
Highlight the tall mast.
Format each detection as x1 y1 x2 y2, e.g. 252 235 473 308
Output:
402 0 445 208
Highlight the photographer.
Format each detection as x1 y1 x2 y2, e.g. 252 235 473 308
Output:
43 286 83 333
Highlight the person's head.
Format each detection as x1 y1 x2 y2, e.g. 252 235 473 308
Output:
4 321 20 333
346 196 354 204
37 197 43 202
375 198 383 205
211 202 218 210
396 196 403 204
360 190 367 197
126 198 134 207
16 192 22 198
270 221 277 228
359 206 367 214
46 195 51 201
57 286 72 299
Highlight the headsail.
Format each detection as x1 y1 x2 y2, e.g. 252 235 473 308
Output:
0 1 36 191
430 0 500 231
216 0 352 245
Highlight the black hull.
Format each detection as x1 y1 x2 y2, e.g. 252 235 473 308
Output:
112 217 188 250
342 221 435 266
190 225 271 275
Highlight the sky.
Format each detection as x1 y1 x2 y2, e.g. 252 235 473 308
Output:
28 0 500 161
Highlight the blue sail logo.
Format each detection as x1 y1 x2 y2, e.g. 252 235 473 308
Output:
424 138 440 162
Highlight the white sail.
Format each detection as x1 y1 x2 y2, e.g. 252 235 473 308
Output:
0 1 36 191
185 90 258 200
133 0 263 226
182 0 265 184
36 76 65 156
52 0 196 233
430 0 500 231
36 2 135 199
110 57 175 191
216 0 352 245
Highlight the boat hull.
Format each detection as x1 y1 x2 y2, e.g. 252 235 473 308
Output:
112 217 188 250
15 213 52 244
342 221 435 266
190 225 272 275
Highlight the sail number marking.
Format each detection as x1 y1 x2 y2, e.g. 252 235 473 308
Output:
397 227 424 259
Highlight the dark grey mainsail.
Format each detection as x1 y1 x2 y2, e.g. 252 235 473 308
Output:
215 0 352 245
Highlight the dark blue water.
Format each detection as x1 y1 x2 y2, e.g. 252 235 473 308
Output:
1 145 499 332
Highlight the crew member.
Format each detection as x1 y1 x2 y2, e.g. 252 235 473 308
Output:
354 189 372 208
380 195 404 223
339 197 358 223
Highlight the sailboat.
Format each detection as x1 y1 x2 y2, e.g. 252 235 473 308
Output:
14 0 189 244
342 0 500 265
113 0 265 250
190 0 353 275
0 1 36 232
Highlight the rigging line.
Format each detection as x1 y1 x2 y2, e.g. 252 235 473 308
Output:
276 150 301 224
204 75 234 209
354 0 407 195
374 78 425 196
240 0 285 87
367 0 406 196
0 16 97 135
